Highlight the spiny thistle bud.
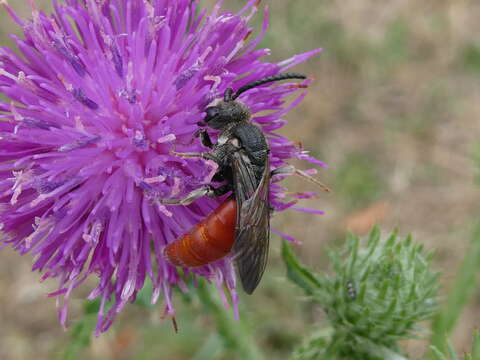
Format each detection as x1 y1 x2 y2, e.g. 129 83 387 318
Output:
284 226 439 360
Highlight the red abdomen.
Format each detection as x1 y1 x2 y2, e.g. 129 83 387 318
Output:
164 198 237 267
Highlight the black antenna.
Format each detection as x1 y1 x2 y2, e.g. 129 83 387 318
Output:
231 72 306 100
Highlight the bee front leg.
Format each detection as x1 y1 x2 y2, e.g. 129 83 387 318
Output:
193 129 214 149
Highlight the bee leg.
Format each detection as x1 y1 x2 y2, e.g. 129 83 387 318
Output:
172 128 211 148
171 150 220 164
271 166 331 193
213 183 232 196
193 129 213 149
161 186 214 205
270 165 295 177
161 184 231 206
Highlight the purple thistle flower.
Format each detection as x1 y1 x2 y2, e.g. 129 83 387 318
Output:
0 0 323 334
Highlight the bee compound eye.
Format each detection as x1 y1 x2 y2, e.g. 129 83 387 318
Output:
205 106 220 122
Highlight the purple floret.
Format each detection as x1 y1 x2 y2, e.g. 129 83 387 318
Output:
0 0 322 334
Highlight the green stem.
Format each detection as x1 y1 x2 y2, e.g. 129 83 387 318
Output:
197 281 264 360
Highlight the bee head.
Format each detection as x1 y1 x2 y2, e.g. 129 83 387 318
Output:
202 100 250 130
199 73 307 130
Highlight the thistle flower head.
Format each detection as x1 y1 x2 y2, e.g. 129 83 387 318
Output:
0 0 321 334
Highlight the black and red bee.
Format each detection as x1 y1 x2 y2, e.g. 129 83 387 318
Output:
162 73 321 294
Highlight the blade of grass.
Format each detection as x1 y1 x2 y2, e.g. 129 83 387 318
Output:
429 223 480 357
472 330 480 359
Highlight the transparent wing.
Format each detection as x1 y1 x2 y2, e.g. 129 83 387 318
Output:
230 150 270 294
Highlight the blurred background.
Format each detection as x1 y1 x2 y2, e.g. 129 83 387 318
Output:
1 0 480 359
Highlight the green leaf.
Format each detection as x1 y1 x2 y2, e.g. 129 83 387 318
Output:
282 240 323 296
